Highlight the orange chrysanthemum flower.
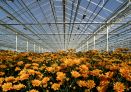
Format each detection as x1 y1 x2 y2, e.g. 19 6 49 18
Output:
0 77 4 86
27 56 33 61
28 89 39 92
113 82 125 92
97 86 108 92
35 71 42 75
56 72 66 81
32 66 38 70
73 58 81 65
13 83 26 90
71 71 81 78
24 64 31 68
97 80 109 92
19 69 27 75
31 79 41 87
17 61 24 66
105 71 114 79
79 64 89 71
37 74 43 79
90 69 102 76
5 76 15 82
55 66 62 72
99 80 110 86
63 58 73 66
32 63 39 67
0 72 5 76
41 77 50 85
86 80 96 89
0 64 7 69
15 67 21 71
14 77 19 83
81 71 89 78
51 83 60 91
119 67 131 81
77 80 87 87
19 74 29 81
2 82 13 91
46 67 54 72
39 66 46 70
99 72 114 80
27 69 35 75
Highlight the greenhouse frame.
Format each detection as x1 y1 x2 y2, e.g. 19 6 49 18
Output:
0 0 130 52
0 0 131 92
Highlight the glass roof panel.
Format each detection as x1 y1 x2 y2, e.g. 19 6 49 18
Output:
0 0 130 51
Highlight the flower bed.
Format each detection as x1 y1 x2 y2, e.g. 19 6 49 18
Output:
0 48 131 92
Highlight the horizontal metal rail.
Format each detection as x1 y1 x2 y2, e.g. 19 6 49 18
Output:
0 33 131 35
0 22 130 25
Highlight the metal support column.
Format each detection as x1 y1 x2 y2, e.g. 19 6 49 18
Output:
80 44 82 51
94 35 95 50
87 41 88 51
42 48 44 53
34 43 35 52
39 46 40 53
16 33 18 51
107 26 109 51
27 40 28 52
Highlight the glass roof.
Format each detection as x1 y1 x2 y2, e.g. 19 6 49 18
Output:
0 0 130 52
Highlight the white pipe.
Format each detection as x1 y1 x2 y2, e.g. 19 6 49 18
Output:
34 43 35 52
94 36 95 50
39 46 40 53
42 48 43 53
87 41 88 51
16 33 18 51
27 40 28 52
107 26 109 51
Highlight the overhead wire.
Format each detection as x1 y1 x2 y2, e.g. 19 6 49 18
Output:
75 0 109 49
67 0 82 48
70 0 92 48
20 0 58 50
1 0 54 51
70 0 102 49
76 0 103 40
76 0 129 49
49 0 62 49
66 0 76 48
37 0 62 50
62 0 66 50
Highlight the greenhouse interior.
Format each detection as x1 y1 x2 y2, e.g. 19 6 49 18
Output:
0 0 131 92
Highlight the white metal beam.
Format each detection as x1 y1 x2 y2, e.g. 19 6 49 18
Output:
34 43 35 52
87 41 88 51
39 45 40 53
86 0 113 13
16 33 18 51
94 35 96 50
106 26 109 51
27 40 28 52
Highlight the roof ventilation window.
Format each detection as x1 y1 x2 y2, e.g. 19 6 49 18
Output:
7 0 14 2
7 16 13 20
82 14 86 19
36 0 41 2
